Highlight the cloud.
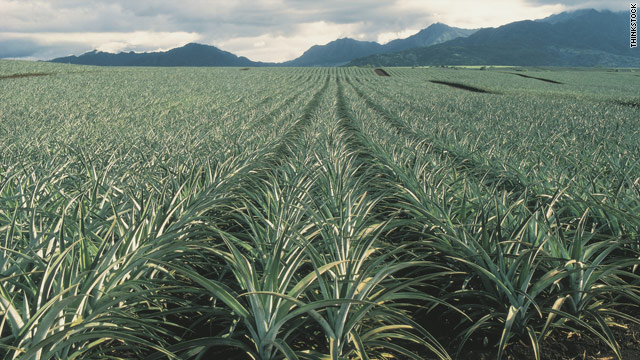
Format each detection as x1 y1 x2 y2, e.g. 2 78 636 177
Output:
0 37 92 60
0 0 630 62
522 0 629 11
216 21 368 62
0 1 140 33
0 38 40 58
377 29 421 45
0 31 201 59
394 0 566 28
0 0 434 61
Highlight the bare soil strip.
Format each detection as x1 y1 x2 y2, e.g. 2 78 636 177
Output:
429 80 493 94
374 69 390 77
0 73 51 80
507 72 564 84
270 76 331 159
335 78 374 159
239 68 250 71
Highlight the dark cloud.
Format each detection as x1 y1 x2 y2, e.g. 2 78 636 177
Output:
1 0 427 37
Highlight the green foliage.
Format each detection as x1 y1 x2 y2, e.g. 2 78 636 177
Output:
1 62 639 359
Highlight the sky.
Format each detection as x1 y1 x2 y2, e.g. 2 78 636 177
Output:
0 0 630 62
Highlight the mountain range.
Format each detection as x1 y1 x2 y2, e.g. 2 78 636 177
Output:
50 9 639 68
280 23 476 66
51 22 474 67
50 43 267 67
349 10 639 67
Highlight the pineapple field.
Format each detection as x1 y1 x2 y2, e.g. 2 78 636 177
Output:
1 61 639 359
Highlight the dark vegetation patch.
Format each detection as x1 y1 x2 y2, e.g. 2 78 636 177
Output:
0 72 51 80
506 318 640 360
507 72 564 84
429 80 493 94
374 68 390 77
615 100 640 108
239 68 250 71
433 314 640 360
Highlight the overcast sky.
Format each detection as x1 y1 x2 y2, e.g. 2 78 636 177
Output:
0 0 630 62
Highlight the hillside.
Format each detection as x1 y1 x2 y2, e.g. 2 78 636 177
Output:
383 23 477 52
50 43 269 67
281 38 383 67
49 24 476 67
282 23 476 66
349 10 639 67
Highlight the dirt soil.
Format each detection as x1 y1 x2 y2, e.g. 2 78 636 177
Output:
429 80 493 94
508 72 564 84
375 68 390 76
454 320 640 360
615 100 640 108
0 73 51 80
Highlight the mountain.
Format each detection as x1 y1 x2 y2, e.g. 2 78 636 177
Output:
282 23 476 67
50 43 270 67
537 8 600 24
383 23 477 52
49 23 477 67
282 38 383 67
349 10 639 67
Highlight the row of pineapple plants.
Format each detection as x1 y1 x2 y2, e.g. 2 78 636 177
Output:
1 66 638 359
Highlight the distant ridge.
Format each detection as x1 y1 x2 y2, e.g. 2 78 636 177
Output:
49 24 477 67
281 38 384 67
281 23 477 67
348 10 640 67
537 8 600 24
49 9 637 68
50 43 272 67
382 23 477 52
